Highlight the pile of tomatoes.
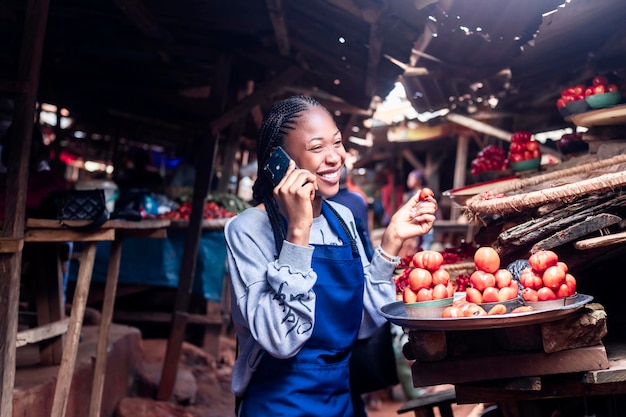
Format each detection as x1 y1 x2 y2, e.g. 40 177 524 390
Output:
507 131 540 163
158 201 236 221
556 75 620 109
464 247 520 305
519 250 577 302
470 145 508 175
399 251 455 303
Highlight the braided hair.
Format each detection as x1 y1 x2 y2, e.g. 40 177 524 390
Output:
253 95 328 256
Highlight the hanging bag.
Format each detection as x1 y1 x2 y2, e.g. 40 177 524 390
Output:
40 189 110 231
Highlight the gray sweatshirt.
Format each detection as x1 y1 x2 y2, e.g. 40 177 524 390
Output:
224 200 399 397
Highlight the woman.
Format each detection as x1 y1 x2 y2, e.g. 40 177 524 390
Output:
224 95 437 417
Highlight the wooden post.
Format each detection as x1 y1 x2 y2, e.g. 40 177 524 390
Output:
157 53 232 401
0 1 49 416
451 133 469 221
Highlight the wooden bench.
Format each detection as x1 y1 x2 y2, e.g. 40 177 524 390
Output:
397 388 456 417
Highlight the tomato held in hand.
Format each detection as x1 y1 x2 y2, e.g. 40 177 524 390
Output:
419 187 434 201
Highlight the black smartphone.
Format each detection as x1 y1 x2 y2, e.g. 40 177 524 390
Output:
264 146 296 186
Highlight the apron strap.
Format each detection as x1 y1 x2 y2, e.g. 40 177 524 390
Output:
323 201 360 258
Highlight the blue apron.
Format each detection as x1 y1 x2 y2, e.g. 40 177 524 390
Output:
240 202 365 417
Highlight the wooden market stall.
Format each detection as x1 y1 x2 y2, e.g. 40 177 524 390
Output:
389 107 626 417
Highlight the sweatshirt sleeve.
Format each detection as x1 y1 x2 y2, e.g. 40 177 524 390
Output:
225 209 317 359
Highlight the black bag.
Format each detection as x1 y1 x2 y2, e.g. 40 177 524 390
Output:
46 189 110 231
349 321 399 394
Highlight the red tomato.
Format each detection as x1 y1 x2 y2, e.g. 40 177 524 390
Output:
537 287 557 301
573 85 585 96
542 265 566 290
593 84 606 95
419 187 434 201
528 250 559 272
607 84 619 93
432 283 449 300
470 270 496 292
520 267 543 290
498 286 517 302
482 286 499 303
556 98 566 108
509 153 523 162
592 75 608 86
526 141 539 152
414 250 444 271
474 246 500 273
522 287 538 302
463 303 487 317
557 261 568 273
465 287 483 304
494 269 513 288
416 287 433 302
442 306 464 318
403 287 418 303
585 87 594 97
432 268 450 286
447 282 455 298
408 268 432 292
556 283 571 298
565 274 577 294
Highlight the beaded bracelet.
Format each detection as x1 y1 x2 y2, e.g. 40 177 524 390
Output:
376 245 400 264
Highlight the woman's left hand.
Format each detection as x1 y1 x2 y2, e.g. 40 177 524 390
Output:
380 191 438 256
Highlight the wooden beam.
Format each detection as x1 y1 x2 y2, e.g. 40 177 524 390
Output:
446 112 513 142
266 0 290 56
1 0 49 415
365 21 383 97
210 66 304 133
16 319 69 348
0 238 24 253
113 0 173 42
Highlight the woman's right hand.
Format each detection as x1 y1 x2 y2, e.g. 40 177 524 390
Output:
273 161 318 246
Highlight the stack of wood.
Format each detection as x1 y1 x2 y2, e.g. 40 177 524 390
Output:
463 154 626 270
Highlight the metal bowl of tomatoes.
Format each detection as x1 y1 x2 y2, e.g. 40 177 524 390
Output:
404 297 454 318
525 294 578 311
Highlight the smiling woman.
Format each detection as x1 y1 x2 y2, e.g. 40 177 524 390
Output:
223 95 439 417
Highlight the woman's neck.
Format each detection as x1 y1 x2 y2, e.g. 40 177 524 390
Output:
312 197 323 217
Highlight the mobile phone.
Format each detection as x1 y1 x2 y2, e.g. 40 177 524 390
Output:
264 146 296 186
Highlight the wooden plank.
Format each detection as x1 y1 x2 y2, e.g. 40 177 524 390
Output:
88 238 123 417
0 237 24 253
50 241 97 417
114 310 223 326
26 218 171 229
118 229 167 239
575 229 626 250
266 0 290 56
411 344 609 387
16 318 69 347
25 228 115 242
583 343 626 384
531 213 621 252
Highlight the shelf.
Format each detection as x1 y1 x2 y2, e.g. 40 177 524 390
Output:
568 104 626 127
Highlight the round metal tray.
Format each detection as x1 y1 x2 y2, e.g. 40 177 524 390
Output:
379 293 593 331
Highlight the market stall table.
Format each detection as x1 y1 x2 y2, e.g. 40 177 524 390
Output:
23 218 170 417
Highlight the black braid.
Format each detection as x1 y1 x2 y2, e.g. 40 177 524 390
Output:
252 95 328 256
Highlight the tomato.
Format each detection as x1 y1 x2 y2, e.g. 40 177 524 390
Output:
432 268 450 286
403 287 418 303
573 85 585 96
556 283 571 298
465 287 483 304
442 306 464 318
509 153 523 163
414 250 444 271
498 286 518 302
522 287 538 302
593 84 606 95
463 303 487 317
607 84 619 93
470 270 495 292
432 283 449 300
537 286 557 301
556 98 566 108
528 250 559 272
592 75 608 86
542 265 566 290
565 273 577 294
473 246 500 273
416 287 433 301
419 187 434 201
487 304 507 315
557 261 568 273
511 306 534 314
520 267 542 290
447 282 455 298
409 268 432 291
482 286 499 303
526 141 539 152
494 269 512 288
585 87 594 97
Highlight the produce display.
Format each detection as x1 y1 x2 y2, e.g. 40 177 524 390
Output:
556 75 621 113
470 145 508 176
507 131 540 164
397 246 579 318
